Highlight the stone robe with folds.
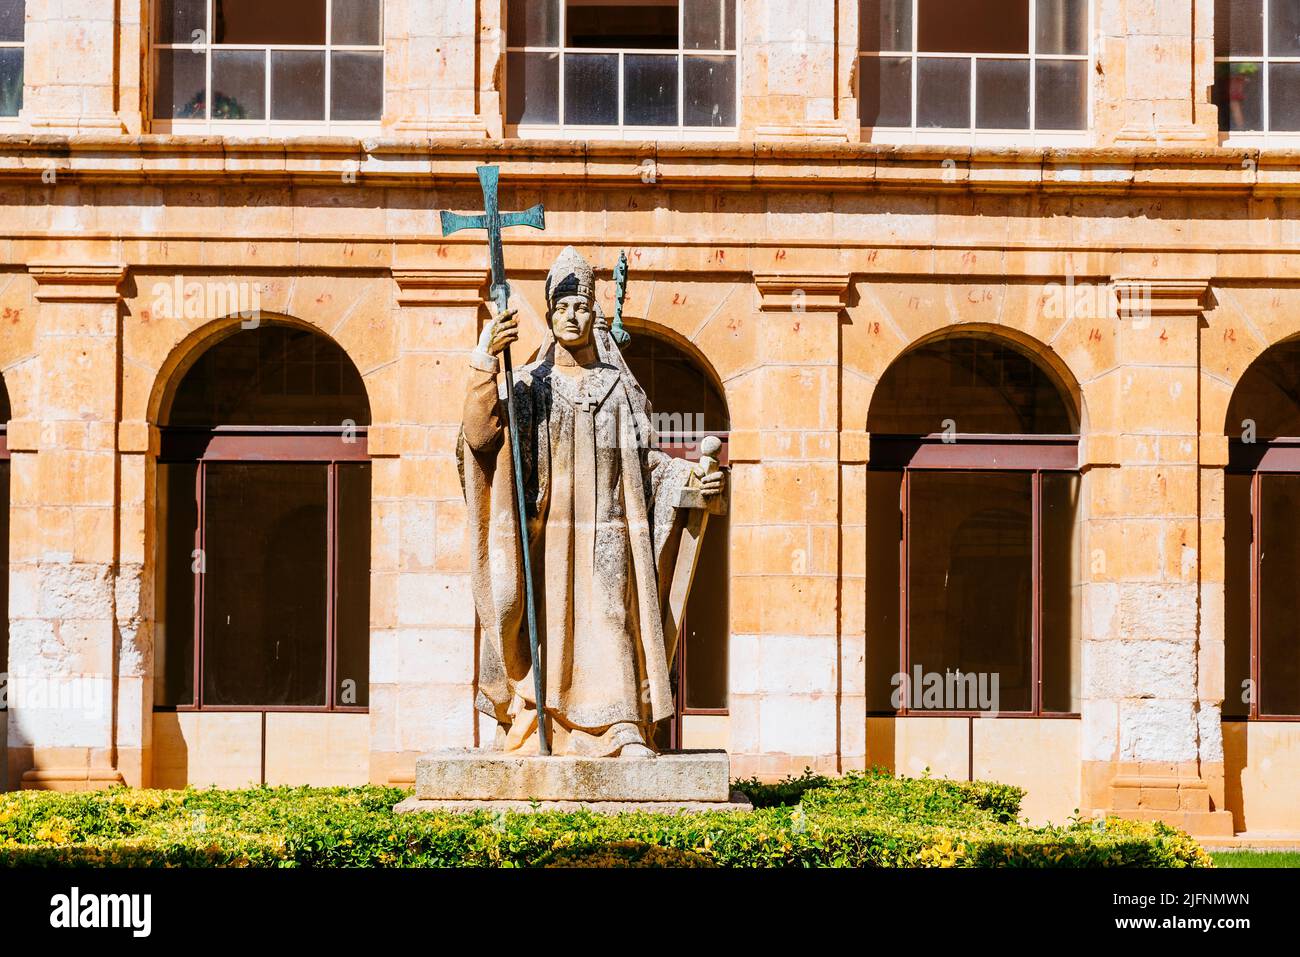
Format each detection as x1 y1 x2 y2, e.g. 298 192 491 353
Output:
458 341 695 757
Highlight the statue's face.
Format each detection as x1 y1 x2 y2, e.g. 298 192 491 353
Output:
550 294 594 347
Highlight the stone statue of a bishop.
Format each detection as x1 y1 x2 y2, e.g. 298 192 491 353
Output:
458 246 724 758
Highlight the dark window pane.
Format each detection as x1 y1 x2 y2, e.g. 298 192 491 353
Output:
331 0 381 45
861 55 912 126
1215 61 1264 131
157 462 198 708
508 0 560 46
866 470 903 712
1217 0 1263 57
685 0 735 50
976 57 1030 129
507 51 559 123
202 463 328 707
1271 61 1300 130
271 49 325 121
1259 474 1300 715
1041 472 1081 713
335 463 371 708
620 335 730 432
868 337 1075 434
331 50 383 120
624 53 678 125
917 55 970 127
154 47 207 119
1226 339 1300 439
1223 473 1253 718
211 49 265 120
0 47 20 117
1035 0 1086 55
860 0 912 52
564 52 618 124
566 1 678 49
683 54 736 126
1035 57 1086 129
918 0 1029 54
0 0 24 42
215 0 325 44
908 471 1033 713
166 326 371 428
683 501 728 709
1271 0 1300 56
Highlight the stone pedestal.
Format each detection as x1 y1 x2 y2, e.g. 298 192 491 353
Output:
394 749 752 814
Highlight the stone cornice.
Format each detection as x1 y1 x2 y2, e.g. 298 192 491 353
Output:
754 273 851 313
392 268 490 307
1112 278 1211 319
0 136 1299 195
29 263 127 302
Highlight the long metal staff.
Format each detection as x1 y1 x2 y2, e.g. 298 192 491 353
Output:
440 166 550 754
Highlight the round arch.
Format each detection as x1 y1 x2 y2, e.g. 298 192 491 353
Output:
153 320 372 716
148 312 371 427
1223 334 1300 720
868 325 1083 436
864 328 1083 719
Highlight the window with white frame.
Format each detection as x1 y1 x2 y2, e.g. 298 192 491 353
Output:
152 0 383 132
1213 1 1300 135
0 0 23 118
859 0 1089 140
506 0 738 136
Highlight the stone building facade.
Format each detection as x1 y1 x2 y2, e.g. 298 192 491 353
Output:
0 0 1297 838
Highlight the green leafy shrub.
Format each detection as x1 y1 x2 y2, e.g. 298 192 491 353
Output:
0 771 1211 869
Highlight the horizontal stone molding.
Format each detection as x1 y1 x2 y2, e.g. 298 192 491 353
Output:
4 419 40 452
754 273 851 314
29 263 127 302
1112 278 1210 319
1 137 1299 195
393 268 489 307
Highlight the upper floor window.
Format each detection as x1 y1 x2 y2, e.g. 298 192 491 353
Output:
1213 1 1300 137
152 0 383 133
859 0 1089 143
506 0 738 139
0 0 23 118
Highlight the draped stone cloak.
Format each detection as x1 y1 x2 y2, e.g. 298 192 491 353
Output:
457 337 695 756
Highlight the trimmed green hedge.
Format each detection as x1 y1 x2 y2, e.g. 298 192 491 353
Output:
0 768 1212 868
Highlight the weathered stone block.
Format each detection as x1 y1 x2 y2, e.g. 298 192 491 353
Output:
413 749 733 803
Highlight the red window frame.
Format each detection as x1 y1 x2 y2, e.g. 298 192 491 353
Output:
1226 437 1300 722
157 425 369 714
872 432 1081 719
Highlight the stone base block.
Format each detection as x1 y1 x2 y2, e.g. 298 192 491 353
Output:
412 749 733 803
395 791 753 815
1110 808 1236 838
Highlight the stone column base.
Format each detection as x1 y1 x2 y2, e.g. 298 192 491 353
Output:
1109 772 1235 837
21 768 126 792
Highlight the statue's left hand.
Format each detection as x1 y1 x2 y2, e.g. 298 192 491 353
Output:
694 464 725 499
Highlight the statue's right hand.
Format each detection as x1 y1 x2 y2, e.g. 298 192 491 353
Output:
484 309 519 357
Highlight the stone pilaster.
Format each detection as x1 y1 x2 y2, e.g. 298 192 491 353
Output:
383 0 492 137
1082 276 1231 835
8 265 127 790
1100 0 1218 145
742 0 852 141
727 273 849 778
369 268 488 785
19 0 128 132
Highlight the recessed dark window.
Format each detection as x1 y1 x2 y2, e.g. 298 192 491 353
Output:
867 336 1081 716
156 325 371 712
